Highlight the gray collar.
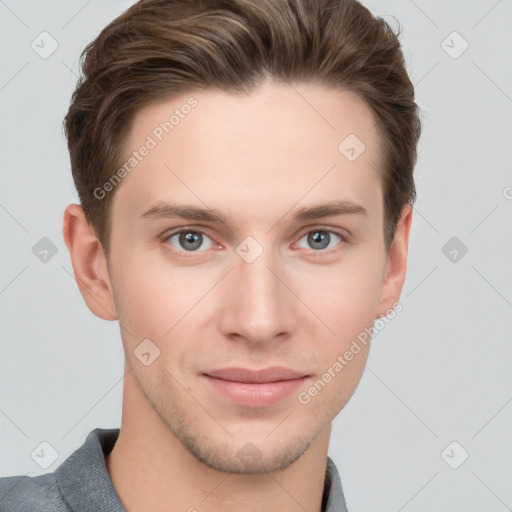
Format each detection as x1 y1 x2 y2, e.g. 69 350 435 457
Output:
55 428 124 512
324 455 349 512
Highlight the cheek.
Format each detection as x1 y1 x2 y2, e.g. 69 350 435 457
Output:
294 254 384 406
110 257 176 342
295 269 378 411
301 257 384 340
328 282 381 340
110 256 215 361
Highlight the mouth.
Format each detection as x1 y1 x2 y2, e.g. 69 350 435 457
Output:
202 367 309 408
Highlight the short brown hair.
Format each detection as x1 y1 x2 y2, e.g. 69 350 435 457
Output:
64 0 421 258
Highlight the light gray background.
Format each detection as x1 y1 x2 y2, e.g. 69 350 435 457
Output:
1 1 511 511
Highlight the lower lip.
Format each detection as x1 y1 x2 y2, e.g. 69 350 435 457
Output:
203 375 308 408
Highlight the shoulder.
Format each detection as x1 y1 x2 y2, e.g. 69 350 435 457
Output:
0 471 69 512
0 428 121 512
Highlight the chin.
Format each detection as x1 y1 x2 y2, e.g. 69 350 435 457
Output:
179 431 314 474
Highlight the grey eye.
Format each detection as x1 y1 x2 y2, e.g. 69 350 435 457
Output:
297 231 342 251
167 231 214 252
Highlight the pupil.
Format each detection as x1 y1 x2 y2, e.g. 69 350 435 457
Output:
181 232 201 250
309 231 329 250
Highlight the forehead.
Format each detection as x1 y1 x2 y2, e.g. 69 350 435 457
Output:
113 81 383 225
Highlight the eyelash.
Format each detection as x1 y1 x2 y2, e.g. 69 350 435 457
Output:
161 227 346 259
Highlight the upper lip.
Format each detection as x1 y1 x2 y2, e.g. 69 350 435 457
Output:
204 367 308 383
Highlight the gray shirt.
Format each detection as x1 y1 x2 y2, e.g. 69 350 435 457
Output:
0 428 348 511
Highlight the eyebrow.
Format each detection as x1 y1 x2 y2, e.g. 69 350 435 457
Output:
139 200 367 224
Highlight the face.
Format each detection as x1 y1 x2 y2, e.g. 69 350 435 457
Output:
94 81 408 473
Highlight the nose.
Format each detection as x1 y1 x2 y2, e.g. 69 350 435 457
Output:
218 241 297 346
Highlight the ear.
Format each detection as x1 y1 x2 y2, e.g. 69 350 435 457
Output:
62 204 118 321
376 204 413 317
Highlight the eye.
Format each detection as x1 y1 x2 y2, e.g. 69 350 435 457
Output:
165 230 215 252
296 230 343 251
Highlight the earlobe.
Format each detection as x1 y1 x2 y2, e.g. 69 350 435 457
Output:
376 204 413 317
62 204 118 321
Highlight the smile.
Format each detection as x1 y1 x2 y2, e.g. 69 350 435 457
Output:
203 367 310 408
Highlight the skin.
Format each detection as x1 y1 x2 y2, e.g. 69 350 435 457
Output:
63 81 412 512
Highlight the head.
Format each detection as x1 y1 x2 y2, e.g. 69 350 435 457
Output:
63 0 420 474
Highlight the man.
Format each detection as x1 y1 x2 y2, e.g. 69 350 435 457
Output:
0 0 420 510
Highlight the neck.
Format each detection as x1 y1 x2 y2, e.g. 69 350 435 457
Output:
105 371 331 512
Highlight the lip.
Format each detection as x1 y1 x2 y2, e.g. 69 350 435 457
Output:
203 367 309 408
